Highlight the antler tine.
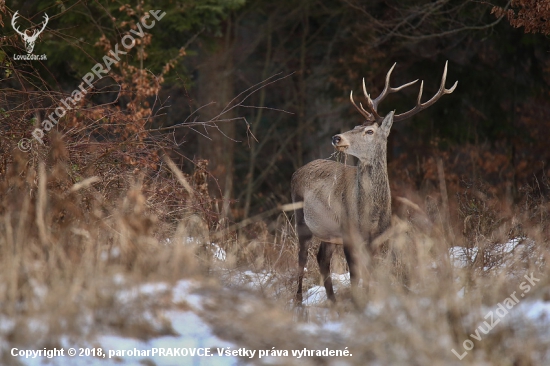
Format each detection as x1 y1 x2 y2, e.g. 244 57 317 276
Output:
371 62 418 111
394 60 458 122
370 62 395 110
360 78 380 121
350 90 374 122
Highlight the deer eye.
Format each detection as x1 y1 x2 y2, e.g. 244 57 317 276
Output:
362 128 374 136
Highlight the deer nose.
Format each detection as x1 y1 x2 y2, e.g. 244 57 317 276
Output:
332 135 341 145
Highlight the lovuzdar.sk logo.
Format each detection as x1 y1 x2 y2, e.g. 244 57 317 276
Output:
11 10 48 60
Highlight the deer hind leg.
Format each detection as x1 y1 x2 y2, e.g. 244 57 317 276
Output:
295 207 312 305
317 241 336 302
390 247 411 292
343 244 358 286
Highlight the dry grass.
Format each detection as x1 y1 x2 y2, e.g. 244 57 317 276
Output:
1 143 550 366
0 149 198 363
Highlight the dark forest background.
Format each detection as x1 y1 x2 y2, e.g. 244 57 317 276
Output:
1 0 549 226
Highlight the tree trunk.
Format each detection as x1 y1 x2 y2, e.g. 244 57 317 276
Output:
197 20 235 220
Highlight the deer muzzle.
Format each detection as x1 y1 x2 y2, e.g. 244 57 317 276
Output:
332 134 348 151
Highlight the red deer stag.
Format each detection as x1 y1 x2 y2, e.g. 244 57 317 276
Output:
292 62 457 304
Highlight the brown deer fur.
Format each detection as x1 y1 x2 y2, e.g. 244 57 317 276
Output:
292 62 457 304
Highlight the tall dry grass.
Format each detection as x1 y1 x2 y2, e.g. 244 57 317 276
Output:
1 139 549 365
0 146 201 363
195 178 550 365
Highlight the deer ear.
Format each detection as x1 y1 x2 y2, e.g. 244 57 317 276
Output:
379 111 394 137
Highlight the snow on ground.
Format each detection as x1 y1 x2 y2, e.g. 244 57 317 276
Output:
303 272 351 306
10 237 549 365
449 246 479 268
303 286 327 306
203 242 227 261
232 270 276 289
449 237 537 270
96 309 236 366
16 279 237 366
300 237 536 305
515 299 550 322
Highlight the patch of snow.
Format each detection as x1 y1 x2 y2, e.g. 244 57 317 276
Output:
364 301 385 317
171 280 203 308
0 316 15 333
96 310 236 366
301 273 351 306
111 246 121 258
16 279 237 366
210 243 227 261
233 270 275 289
303 286 327 306
29 279 47 300
449 237 536 271
449 246 478 268
322 320 345 333
116 282 169 306
500 237 524 253
515 300 550 322
331 272 351 287
113 273 125 285
139 282 169 295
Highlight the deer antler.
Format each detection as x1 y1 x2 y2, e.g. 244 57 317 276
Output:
350 62 457 124
393 61 458 122
350 62 418 123
11 11 26 38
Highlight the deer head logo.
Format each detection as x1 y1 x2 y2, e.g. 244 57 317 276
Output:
11 11 49 54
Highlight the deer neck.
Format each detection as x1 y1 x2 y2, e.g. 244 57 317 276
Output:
354 145 391 233
357 143 388 183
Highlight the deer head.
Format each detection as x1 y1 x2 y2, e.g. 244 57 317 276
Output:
332 113 394 161
12 11 49 54
332 62 457 163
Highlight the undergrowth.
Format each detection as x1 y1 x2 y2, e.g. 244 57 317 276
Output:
2 144 549 366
